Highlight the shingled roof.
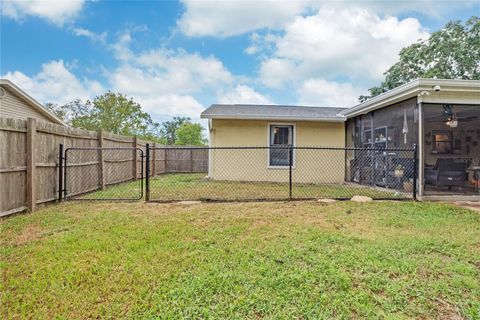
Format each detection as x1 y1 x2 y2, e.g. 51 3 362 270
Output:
201 104 347 122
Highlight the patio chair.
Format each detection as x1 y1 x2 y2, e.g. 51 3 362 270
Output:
424 158 468 190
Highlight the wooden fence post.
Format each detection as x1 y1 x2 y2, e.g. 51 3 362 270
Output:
152 142 156 176
98 129 105 189
132 136 138 179
26 118 36 212
164 148 167 174
190 148 194 172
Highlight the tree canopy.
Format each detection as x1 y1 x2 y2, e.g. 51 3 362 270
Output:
360 16 480 102
159 116 190 145
46 93 206 145
46 92 162 141
176 122 207 146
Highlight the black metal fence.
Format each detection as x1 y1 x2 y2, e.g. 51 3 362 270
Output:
146 145 417 202
60 144 417 202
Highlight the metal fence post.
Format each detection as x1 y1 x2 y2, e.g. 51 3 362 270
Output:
58 143 63 202
63 149 68 200
145 143 150 201
140 148 145 200
152 142 156 176
412 144 418 200
132 136 138 179
289 145 293 200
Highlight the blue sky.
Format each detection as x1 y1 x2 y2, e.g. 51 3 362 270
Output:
1 0 477 122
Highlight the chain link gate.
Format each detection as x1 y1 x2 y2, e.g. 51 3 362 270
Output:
59 145 145 201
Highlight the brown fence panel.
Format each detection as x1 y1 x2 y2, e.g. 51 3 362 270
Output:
64 147 144 201
0 116 158 216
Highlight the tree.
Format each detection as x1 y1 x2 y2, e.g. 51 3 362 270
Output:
176 122 207 146
45 99 86 123
75 92 155 136
46 92 163 142
45 92 207 144
360 16 480 102
159 116 190 144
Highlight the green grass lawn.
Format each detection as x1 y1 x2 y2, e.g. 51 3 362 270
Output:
1 201 479 319
78 173 408 201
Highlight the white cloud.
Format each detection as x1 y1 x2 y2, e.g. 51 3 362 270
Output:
297 79 364 108
218 85 273 105
259 58 297 88
356 0 478 18
108 48 232 97
177 0 311 37
2 60 104 104
110 31 134 61
136 49 233 90
2 0 85 25
104 33 236 119
260 7 429 86
72 28 107 43
178 0 474 38
133 94 204 120
2 28 238 121
107 62 208 120
244 46 258 55
244 32 278 55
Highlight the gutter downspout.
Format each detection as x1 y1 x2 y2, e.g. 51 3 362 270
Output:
208 119 212 178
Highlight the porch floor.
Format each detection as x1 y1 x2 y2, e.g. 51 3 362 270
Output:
424 183 479 196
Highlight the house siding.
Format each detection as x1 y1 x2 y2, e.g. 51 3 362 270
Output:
208 119 345 184
0 86 52 122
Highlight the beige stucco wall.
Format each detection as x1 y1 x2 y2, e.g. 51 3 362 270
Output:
208 119 346 184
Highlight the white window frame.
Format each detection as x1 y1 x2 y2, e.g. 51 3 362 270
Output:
267 122 296 169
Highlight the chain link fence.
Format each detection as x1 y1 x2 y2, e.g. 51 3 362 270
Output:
61 145 416 202
146 146 417 202
63 147 144 200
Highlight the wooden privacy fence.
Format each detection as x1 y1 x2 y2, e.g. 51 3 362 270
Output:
159 148 209 173
0 117 208 216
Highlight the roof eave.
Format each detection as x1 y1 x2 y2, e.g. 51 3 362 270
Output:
341 78 480 118
0 79 67 126
200 114 346 122
340 79 421 118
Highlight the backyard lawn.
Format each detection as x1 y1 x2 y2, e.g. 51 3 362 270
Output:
1 200 479 319
76 173 408 201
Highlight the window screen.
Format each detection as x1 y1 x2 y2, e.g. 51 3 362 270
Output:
270 125 293 145
269 125 293 166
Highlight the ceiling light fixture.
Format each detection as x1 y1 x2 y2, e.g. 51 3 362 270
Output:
442 104 458 128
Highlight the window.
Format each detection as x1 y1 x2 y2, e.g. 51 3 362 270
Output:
269 124 293 166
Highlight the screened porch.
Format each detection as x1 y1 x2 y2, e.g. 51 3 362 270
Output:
346 100 480 197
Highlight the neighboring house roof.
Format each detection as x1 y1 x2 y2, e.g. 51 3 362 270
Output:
201 104 347 122
341 78 480 118
0 78 66 125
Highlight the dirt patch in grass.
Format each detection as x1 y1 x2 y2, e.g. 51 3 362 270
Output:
434 298 465 320
10 224 44 246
